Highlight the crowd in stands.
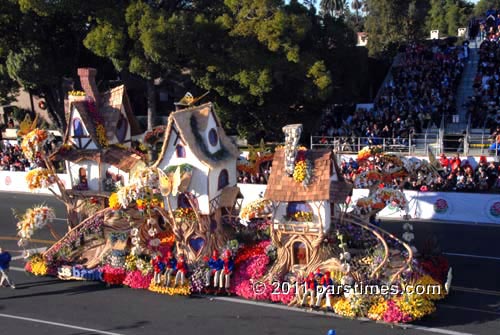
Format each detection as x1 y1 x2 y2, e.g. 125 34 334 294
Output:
340 154 500 193
0 142 31 171
315 41 465 150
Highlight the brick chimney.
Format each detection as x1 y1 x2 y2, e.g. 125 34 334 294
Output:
77 68 99 106
282 124 303 176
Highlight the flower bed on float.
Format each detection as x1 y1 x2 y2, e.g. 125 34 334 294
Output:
21 163 452 325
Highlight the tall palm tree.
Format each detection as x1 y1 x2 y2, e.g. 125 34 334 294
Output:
320 0 347 17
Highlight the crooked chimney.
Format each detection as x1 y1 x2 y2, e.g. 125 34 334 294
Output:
282 124 303 176
77 68 100 106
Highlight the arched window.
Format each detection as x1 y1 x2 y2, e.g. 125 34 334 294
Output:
293 242 307 265
286 202 313 222
77 167 88 190
115 114 128 142
176 145 186 158
218 169 229 190
208 128 218 146
73 118 84 137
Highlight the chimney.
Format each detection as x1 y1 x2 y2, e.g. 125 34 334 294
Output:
282 124 303 176
77 68 99 106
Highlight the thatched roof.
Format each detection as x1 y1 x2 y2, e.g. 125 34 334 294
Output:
154 102 239 169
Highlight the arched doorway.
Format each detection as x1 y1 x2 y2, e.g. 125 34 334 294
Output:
293 241 308 265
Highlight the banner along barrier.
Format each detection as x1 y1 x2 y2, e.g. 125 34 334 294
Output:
352 189 500 225
0 171 71 195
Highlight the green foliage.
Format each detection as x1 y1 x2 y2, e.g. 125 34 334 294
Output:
365 0 429 58
474 0 500 17
426 0 473 37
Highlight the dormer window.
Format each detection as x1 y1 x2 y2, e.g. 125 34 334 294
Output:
73 118 84 137
208 128 218 146
176 144 186 158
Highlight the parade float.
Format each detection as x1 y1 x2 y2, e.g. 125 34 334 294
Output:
18 68 451 324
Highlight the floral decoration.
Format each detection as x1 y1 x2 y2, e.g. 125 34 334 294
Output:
123 270 153 289
239 199 273 221
26 168 56 191
292 150 313 186
16 205 56 247
101 264 127 285
148 282 191 296
21 129 49 162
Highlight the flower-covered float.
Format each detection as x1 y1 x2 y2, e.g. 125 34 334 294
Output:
21 115 451 324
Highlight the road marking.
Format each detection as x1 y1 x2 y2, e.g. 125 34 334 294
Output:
11 247 47 260
452 286 500 297
211 297 478 335
0 236 54 244
443 252 500 261
0 313 124 335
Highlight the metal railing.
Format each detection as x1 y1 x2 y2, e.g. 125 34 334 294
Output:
310 134 439 155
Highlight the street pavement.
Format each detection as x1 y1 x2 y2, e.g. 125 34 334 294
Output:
0 192 498 335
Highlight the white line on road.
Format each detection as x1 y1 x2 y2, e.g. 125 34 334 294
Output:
211 297 478 335
0 313 125 335
443 252 500 261
12 247 47 260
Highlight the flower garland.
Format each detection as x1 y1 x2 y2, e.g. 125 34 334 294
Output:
68 90 86 96
148 282 191 296
239 199 273 221
26 168 56 191
16 205 56 247
108 193 121 210
86 99 108 147
21 129 49 162
291 211 313 222
292 150 313 186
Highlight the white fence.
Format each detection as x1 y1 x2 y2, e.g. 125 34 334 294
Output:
0 171 71 194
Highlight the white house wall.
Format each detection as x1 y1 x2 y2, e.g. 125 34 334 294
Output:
158 125 210 214
202 111 222 154
68 160 100 191
69 106 97 150
208 162 237 201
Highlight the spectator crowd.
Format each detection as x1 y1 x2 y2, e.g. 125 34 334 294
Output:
316 40 465 149
340 153 500 193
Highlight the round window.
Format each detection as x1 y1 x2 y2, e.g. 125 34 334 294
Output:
208 128 218 146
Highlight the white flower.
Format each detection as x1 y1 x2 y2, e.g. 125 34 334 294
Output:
147 228 157 237
131 237 140 245
340 252 351 262
341 263 351 273
130 228 139 237
445 267 453 294
410 246 418 254
402 232 415 243
149 238 160 247
344 288 353 299
403 222 413 231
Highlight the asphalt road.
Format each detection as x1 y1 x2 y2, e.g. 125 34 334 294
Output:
0 192 498 335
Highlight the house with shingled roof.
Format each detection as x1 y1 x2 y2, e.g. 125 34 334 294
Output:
265 124 352 268
153 102 240 216
54 68 145 193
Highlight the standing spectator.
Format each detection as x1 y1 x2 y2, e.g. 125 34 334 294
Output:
0 247 15 289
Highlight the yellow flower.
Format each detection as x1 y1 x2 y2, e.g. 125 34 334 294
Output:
367 297 387 320
30 259 48 276
96 124 108 147
333 297 356 318
109 193 121 210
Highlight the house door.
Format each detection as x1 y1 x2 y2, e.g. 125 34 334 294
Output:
293 242 307 265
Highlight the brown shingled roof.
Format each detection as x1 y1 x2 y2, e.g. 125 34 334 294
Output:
52 147 145 173
265 149 331 201
100 85 143 137
265 148 350 202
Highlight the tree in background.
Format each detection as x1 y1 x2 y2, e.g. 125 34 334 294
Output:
426 0 473 37
0 0 110 129
364 0 429 57
474 0 500 17
320 0 348 17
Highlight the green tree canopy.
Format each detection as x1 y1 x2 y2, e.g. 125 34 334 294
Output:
426 0 473 37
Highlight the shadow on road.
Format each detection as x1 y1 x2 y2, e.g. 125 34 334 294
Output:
0 281 111 300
